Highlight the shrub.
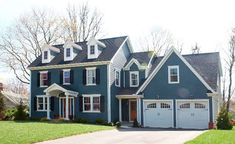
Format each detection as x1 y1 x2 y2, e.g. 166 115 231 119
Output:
95 118 104 125
3 108 17 120
0 92 5 119
14 101 28 120
216 104 233 130
75 118 88 123
40 117 50 122
133 118 141 128
115 121 121 128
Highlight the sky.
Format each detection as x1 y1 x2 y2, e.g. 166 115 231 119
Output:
0 0 235 82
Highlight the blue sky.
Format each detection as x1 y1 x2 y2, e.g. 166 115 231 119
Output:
0 0 235 81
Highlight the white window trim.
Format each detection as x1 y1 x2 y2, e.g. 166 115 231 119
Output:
40 71 48 87
64 47 74 61
63 69 71 85
168 65 180 84
86 67 96 86
82 94 101 113
36 95 49 111
130 71 139 87
88 44 98 59
115 68 121 87
42 50 51 63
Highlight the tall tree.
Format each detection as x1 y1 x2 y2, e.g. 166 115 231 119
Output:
63 3 103 42
191 43 200 54
225 29 235 111
0 3 103 84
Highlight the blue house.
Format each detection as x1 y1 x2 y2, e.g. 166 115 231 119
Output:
28 36 222 129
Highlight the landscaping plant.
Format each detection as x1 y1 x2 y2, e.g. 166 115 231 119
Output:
217 104 233 130
0 92 5 119
14 100 28 120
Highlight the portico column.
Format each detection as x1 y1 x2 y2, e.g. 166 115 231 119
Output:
119 98 122 122
65 93 69 120
136 98 141 123
46 94 50 120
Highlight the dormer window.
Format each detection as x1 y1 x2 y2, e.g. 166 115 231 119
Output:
66 48 71 57
63 41 82 61
41 44 60 64
90 45 95 55
87 37 106 59
130 71 139 87
44 51 48 60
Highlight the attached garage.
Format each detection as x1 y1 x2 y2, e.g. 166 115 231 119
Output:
176 100 209 129
143 100 173 128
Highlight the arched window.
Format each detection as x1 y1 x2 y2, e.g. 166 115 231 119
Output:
195 103 206 109
147 103 156 108
180 103 190 108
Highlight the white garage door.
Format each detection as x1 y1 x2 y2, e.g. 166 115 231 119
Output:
176 100 209 129
144 100 173 128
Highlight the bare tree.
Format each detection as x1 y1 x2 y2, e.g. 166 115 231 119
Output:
0 9 62 84
191 43 200 54
63 3 103 42
4 79 29 97
0 3 103 84
140 29 173 56
225 29 235 111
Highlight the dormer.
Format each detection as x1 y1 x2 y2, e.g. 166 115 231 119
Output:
87 37 106 59
42 44 60 64
63 41 82 61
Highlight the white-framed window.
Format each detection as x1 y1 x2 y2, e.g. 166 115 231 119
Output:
42 50 50 63
44 51 48 60
115 69 121 87
130 71 139 87
66 48 71 57
168 65 179 84
37 95 49 111
63 69 71 85
86 67 96 85
40 71 48 87
90 45 95 55
83 94 100 112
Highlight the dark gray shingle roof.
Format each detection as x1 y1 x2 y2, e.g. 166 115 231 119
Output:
28 36 127 67
125 51 153 66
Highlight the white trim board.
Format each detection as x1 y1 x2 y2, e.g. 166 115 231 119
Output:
123 58 147 70
136 48 215 94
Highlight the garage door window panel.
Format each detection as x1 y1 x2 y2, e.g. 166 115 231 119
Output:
180 103 190 108
195 103 206 109
147 103 156 108
161 103 170 108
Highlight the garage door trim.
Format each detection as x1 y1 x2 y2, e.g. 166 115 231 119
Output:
175 99 209 129
143 99 174 128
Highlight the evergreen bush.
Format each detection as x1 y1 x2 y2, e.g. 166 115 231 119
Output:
216 104 233 130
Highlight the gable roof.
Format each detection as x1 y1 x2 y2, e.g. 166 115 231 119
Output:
136 48 221 94
28 36 128 68
123 51 153 70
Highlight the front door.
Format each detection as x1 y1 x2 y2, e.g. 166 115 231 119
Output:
59 97 74 120
130 100 137 121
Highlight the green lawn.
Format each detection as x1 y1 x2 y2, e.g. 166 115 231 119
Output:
0 121 113 144
186 127 235 144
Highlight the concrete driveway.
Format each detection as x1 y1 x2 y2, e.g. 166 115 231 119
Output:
36 128 206 144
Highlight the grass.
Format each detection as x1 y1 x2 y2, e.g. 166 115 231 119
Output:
186 127 235 144
0 121 113 144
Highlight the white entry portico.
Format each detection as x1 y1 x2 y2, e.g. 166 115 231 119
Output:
43 83 78 120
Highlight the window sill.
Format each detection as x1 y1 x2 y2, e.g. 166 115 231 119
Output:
130 85 139 87
86 84 97 86
63 83 71 85
82 111 101 113
40 86 48 88
36 110 51 112
168 82 179 84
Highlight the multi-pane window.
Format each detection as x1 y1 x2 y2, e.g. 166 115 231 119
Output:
115 69 120 87
44 51 48 60
63 70 70 84
195 103 206 109
40 71 48 87
90 45 95 55
83 95 100 112
161 103 171 108
87 68 96 85
130 71 139 87
66 48 71 57
180 103 190 109
168 66 179 84
147 103 156 108
37 96 48 111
